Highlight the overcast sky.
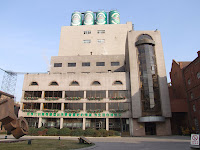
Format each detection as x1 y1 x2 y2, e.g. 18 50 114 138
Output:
0 0 200 101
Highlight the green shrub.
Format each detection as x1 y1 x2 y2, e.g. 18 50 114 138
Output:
84 128 96 136
94 130 101 137
37 127 48 136
37 127 47 131
98 129 108 137
28 127 39 136
0 131 7 135
108 130 115 136
46 128 58 136
58 128 71 136
114 131 120 136
71 128 84 136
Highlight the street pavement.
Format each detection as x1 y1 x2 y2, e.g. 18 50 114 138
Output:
0 135 191 150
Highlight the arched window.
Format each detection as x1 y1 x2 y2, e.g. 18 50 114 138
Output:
91 81 101 86
49 81 59 86
113 80 123 85
30 82 38 86
70 81 80 86
137 34 153 40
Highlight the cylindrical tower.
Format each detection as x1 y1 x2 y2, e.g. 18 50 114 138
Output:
96 11 107 25
71 11 82 26
83 11 94 25
109 10 120 24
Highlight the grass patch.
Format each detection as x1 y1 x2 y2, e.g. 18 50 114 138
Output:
0 139 93 150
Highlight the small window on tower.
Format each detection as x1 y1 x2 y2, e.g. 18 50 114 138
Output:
97 30 105 34
96 62 105 66
111 62 120 66
82 62 90 67
84 31 91 34
54 63 62 67
83 40 91 43
97 39 105 43
68 63 76 67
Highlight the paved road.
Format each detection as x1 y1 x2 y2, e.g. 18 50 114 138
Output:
0 135 191 150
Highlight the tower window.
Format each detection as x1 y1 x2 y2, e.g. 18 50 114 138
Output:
197 72 200 79
96 62 105 66
97 30 105 34
54 63 62 67
30 82 38 86
84 31 91 34
68 63 76 67
83 40 91 43
82 62 90 67
111 62 120 66
97 39 105 43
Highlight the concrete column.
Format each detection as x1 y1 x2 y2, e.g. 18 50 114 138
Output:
106 118 109 131
60 118 63 129
20 103 23 110
106 90 108 99
84 91 86 99
83 118 86 130
132 119 145 136
40 103 43 111
83 103 86 111
61 103 64 111
62 91 65 99
129 118 133 136
42 91 45 99
106 103 109 111
22 91 25 99
38 117 42 128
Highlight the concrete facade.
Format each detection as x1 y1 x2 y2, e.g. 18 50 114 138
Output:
19 21 171 136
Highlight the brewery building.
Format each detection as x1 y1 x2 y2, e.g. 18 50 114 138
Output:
18 10 172 136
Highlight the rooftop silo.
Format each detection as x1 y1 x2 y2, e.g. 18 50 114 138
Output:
71 11 82 26
109 10 120 24
96 10 107 25
83 11 94 25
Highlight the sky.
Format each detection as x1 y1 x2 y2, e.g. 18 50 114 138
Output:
0 0 200 102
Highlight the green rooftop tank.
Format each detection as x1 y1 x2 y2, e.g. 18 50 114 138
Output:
96 11 107 25
71 11 82 26
109 10 120 24
83 11 94 25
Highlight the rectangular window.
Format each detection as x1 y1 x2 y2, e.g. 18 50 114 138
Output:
86 90 106 98
97 30 105 34
83 40 91 43
84 31 91 34
82 62 90 67
68 63 76 67
111 62 120 66
97 39 105 43
54 63 62 67
96 62 105 66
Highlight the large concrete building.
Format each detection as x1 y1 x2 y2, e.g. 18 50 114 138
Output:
19 14 171 136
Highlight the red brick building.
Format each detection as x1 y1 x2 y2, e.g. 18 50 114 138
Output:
169 51 200 134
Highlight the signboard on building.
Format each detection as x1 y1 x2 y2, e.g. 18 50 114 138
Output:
191 134 199 145
26 112 122 118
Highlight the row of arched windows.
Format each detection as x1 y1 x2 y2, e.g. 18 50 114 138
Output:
30 80 123 86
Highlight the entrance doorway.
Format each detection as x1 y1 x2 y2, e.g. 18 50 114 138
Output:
145 122 156 135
